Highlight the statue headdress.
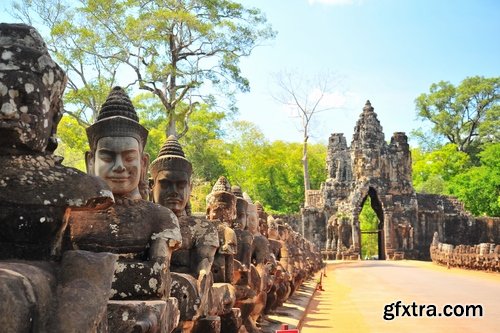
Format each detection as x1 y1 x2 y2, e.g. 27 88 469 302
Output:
150 135 192 178
86 87 148 151
206 176 235 207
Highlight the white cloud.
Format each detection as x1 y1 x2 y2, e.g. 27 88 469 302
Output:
308 0 355 6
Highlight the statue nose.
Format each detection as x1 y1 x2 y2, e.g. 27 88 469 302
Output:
113 156 126 172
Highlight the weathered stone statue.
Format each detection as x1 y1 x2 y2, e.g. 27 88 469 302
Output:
205 177 241 332
0 23 118 332
230 186 259 333
263 217 290 313
66 86 182 332
255 201 269 238
246 193 272 331
150 135 221 332
206 176 238 283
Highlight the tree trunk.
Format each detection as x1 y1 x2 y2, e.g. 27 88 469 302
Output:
167 111 177 137
302 134 311 194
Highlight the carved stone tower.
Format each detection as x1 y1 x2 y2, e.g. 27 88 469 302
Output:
322 101 418 259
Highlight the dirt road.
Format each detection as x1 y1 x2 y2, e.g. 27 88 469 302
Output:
301 260 500 333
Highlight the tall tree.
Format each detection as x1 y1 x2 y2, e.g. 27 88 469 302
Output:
412 144 470 194
13 0 276 137
447 143 500 216
12 0 119 126
413 76 500 156
272 70 341 195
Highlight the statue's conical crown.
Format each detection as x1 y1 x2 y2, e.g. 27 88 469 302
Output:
150 135 192 178
97 86 138 121
212 176 231 193
158 135 186 157
231 185 243 198
86 86 148 150
206 176 235 207
243 192 253 204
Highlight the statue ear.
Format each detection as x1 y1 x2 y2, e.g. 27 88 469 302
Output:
85 151 95 175
141 152 150 185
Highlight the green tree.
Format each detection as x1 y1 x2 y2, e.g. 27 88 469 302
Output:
447 143 500 216
413 76 500 157
13 0 276 137
412 144 470 194
133 92 227 179
54 116 89 171
12 0 119 126
217 122 327 213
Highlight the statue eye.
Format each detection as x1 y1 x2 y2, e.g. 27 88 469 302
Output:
98 152 113 162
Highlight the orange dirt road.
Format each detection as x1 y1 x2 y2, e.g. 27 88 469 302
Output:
301 260 500 333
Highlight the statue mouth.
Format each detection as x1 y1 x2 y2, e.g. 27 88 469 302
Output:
107 177 129 183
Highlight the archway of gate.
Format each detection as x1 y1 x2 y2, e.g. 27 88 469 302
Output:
356 187 386 260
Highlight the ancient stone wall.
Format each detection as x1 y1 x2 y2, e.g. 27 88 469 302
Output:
300 208 327 249
416 194 500 259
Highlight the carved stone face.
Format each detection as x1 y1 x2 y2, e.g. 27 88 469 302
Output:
207 200 236 222
234 200 248 229
267 226 278 240
153 169 191 217
246 204 259 235
88 136 145 198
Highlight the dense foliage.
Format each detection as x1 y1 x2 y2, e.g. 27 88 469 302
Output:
412 77 499 216
413 76 499 158
13 0 275 137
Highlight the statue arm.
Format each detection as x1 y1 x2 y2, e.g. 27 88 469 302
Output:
150 208 182 260
195 244 217 278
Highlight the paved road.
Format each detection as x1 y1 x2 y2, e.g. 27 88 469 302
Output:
301 260 500 333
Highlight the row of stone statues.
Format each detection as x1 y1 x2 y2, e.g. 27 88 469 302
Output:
0 23 322 333
430 233 499 272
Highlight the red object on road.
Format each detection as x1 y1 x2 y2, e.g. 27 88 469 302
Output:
275 324 300 333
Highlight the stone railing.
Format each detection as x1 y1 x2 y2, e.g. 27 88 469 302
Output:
430 241 499 272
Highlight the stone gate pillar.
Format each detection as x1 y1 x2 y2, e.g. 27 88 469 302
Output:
352 208 361 254
384 208 395 259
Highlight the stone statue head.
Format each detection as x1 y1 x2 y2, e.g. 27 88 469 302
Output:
85 87 149 199
0 23 66 154
276 220 289 241
150 135 192 217
267 216 279 240
206 176 236 222
244 193 259 235
255 201 268 237
231 185 248 229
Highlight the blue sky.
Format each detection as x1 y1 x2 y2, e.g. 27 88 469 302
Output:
1 0 499 146
234 0 500 144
